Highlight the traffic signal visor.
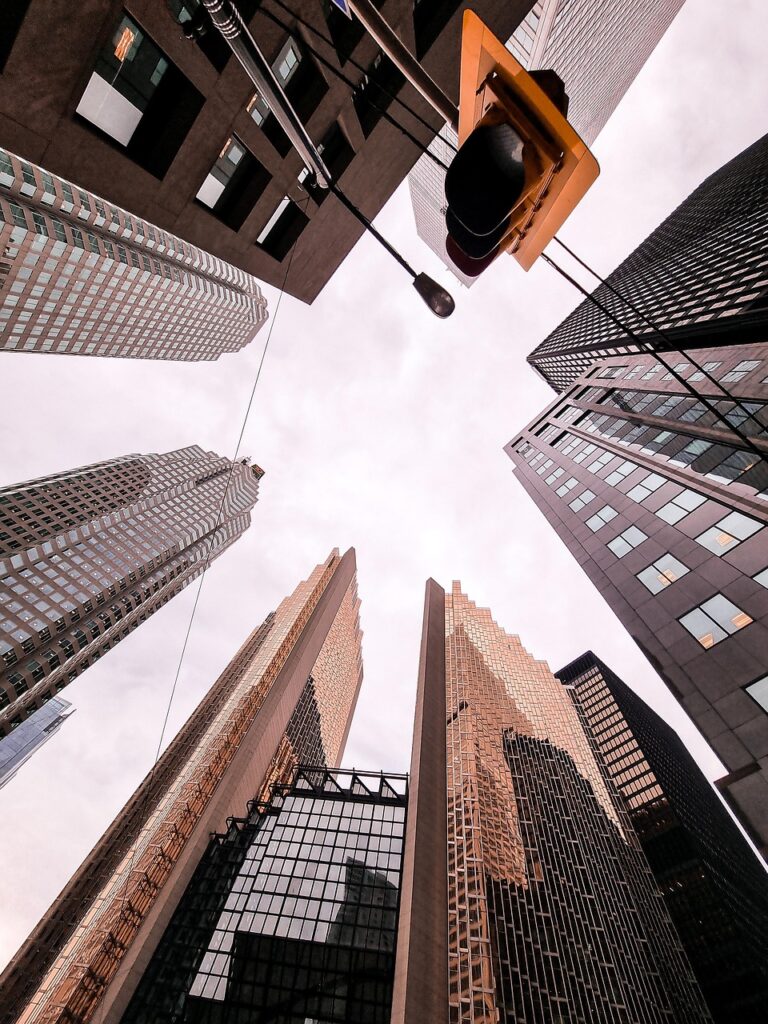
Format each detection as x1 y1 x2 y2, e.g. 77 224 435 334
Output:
445 11 599 274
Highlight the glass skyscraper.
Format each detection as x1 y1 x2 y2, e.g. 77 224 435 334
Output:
0 692 73 788
395 579 710 1023
0 446 263 766
0 146 268 359
506 344 768 858
121 766 406 1024
1 548 364 1024
559 652 768 1022
408 0 686 284
527 133 768 391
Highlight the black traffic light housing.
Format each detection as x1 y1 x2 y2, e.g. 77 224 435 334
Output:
444 12 599 278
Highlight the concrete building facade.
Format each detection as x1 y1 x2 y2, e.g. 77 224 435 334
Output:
0 446 263 746
559 652 768 1023
408 0 686 283
506 345 768 857
0 145 267 359
0 547 363 1024
0 0 532 303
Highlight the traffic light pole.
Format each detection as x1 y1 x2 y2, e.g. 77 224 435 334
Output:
347 0 459 132
201 0 455 316
201 0 332 187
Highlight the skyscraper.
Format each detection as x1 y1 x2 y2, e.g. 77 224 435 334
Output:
120 766 406 1024
506 345 768 857
0 548 363 1024
409 0 686 283
0 446 263 750
0 693 73 789
0 0 529 302
0 146 268 359
394 579 710 1023
559 652 768 1023
527 133 768 391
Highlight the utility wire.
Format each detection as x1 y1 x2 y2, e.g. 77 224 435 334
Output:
90 201 310 1024
541 251 768 473
552 235 765 437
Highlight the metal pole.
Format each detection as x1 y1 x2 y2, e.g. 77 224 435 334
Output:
201 0 332 187
347 0 459 132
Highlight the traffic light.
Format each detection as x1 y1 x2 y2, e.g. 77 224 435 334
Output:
444 12 599 277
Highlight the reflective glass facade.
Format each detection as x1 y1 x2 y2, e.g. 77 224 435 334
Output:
0 694 73 788
440 584 709 1022
0 147 268 359
0 447 263 744
121 767 407 1023
2 549 363 1024
408 0 685 283
559 652 768 1022
528 134 768 391
506 345 768 857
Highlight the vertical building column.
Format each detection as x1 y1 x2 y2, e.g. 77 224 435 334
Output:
391 578 449 1024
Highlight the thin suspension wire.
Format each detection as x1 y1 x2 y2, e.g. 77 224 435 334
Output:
260 0 456 171
90 201 310 1024
552 235 764 432
541 251 767 470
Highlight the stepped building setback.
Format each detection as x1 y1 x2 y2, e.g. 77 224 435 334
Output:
0 146 268 359
560 652 768 1023
0 446 263 772
0 548 364 1024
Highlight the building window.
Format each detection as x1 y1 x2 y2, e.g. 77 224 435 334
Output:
545 467 564 486
256 198 309 261
689 360 721 382
586 505 618 532
196 136 271 230
556 477 578 498
75 14 204 177
655 488 706 524
695 511 762 556
679 594 753 648
626 472 666 503
721 359 761 383
754 567 768 588
597 365 626 379
605 460 639 486
607 526 647 558
569 489 595 512
745 675 768 714
636 554 689 594
276 36 328 122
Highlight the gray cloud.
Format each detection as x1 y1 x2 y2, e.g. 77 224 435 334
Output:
1 0 765 970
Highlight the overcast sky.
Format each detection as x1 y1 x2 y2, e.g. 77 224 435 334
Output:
1 0 767 971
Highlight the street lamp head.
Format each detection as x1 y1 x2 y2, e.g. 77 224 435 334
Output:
412 273 456 318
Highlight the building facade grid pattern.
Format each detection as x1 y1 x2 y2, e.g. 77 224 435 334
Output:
0 147 268 359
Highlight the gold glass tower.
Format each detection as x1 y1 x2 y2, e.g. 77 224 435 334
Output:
1 549 362 1024
394 580 711 1024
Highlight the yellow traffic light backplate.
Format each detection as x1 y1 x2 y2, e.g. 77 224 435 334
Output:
458 11 600 271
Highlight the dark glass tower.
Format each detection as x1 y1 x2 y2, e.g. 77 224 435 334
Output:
506 345 768 858
120 767 407 1024
527 134 768 391
558 652 768 1023
393 580 711 1024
